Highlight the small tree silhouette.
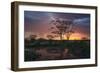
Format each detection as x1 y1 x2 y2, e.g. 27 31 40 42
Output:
81 37 89 40
30 34 37 40
47 35 54 40
50 18 74 40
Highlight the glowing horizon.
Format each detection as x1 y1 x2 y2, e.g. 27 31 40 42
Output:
25 32 90 40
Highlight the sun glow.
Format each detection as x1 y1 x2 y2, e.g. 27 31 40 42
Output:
63 33 87 40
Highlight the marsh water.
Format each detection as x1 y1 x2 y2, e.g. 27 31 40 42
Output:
24 40 90 61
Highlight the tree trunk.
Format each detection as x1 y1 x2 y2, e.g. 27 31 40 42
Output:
60 34 63 40
67 36 70 40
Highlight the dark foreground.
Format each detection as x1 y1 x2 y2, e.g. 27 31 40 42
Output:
24 40 90 61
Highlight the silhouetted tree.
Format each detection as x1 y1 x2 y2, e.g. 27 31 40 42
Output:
47 35 54 40
82 37 89 40
38 38 46 40
50 18 74 40
30 35 37 40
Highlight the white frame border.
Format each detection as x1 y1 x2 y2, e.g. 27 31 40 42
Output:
18 5 96 68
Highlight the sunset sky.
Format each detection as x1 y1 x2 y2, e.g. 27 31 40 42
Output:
24 11 90 40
